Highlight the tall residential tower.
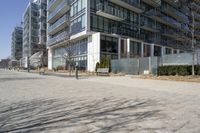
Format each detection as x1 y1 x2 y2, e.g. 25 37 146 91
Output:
22 0 47 68
47 0 200 71
11 26 23 61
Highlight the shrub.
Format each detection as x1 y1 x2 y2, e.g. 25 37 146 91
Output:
95 56 111 72
56 65 65 70
95 62 100 72
158 65 200 76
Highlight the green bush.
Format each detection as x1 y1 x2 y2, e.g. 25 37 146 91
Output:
95 56 111 72
158 65 200 76
95 62 100 72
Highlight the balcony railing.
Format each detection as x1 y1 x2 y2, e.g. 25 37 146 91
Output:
121 0 141 9
48 0 57 9
140 19 160 32
110 27 140 39
48 0 69 22
141 0 161 7
96 3 124 20
48 15 70 33
109 0 143 13
48 31 69 46
146 9 182 29
162 5 189 23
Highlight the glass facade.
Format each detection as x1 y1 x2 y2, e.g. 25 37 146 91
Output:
154 46 162 56
143 44 151 57
120 39 128 58
130 41 141 58
100 35 118 60
71 14 85 35
52 38 87 70
70 0 86 35
11 27 23 60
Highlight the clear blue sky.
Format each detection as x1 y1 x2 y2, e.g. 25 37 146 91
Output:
0 0 28 60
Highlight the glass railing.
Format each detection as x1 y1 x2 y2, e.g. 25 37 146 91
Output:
97 3 123 18
48 15 70 33
162 5 189 23
48 0 69 21
121 0 141 9
96 3 124 19
141 20 159 30
146 9 182 29
110 27 140 39
48 31 69 45
48 0 57 9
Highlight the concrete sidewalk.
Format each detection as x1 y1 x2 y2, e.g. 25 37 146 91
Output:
0 70 200 132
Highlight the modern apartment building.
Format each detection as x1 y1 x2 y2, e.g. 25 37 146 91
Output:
22 0 47 68
47 0 200 72
11 26 23 61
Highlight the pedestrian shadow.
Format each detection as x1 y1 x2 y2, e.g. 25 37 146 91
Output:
0 98 164 132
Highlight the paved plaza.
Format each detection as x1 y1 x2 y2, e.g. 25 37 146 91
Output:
0 70 200 132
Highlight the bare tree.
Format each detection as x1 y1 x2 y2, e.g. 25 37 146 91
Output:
63 41 75 76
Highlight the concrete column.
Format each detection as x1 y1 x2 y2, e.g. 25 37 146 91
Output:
177 49 180 54
127 39 130 58
141 42 144 58
48 48 53 70
162 47 166 57
87 33 101 72
86 0 90 32
151 44 154 57
172 49 174 55
118 38 121 59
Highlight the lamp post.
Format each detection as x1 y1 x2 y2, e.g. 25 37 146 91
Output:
191 10 195 76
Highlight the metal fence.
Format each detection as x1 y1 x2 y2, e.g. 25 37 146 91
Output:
111 52 200 75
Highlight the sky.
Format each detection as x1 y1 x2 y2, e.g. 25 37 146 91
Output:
0 0 29 60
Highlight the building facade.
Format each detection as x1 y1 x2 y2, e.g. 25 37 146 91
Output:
11 26 23 61
22 0 47 68
47 0 200 72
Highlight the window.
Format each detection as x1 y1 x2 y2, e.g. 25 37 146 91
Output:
71 0 86 17
130 41 141 58
71 14 86 35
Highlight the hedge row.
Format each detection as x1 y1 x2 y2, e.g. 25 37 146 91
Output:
158 65 200 76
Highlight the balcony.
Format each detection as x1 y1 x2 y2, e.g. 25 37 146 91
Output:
161 5 189 23
48 0 62 11
162 29 185 41
48 0 70 23
48 15 70 35
140 20 160 32
110 27 140 39
163 0 181 7
146 9 182 29
109 0 143 13
141 0 161 7
96 3 124 21
48 31 69 46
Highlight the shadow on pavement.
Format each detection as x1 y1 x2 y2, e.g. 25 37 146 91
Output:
0 77 43 82
0 98 163 132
